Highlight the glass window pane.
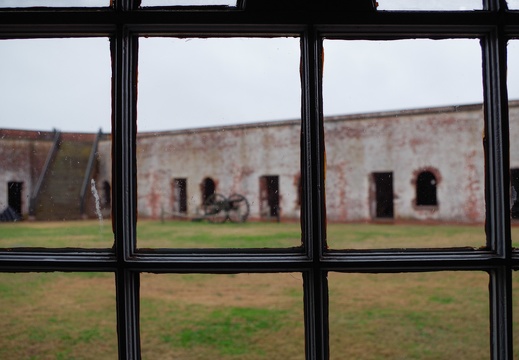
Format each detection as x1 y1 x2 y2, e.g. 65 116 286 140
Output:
140 0 236 6
323 39 485 249
140 273 304 359
329 272 489 359
0 0 108 7
137 37 302 249
377 0 482 11
0 272 117 359
0 38 112 248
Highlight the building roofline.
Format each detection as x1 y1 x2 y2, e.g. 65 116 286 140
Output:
3 100 519 138
138 101 493 138
324 102 487 124
0 129 107 141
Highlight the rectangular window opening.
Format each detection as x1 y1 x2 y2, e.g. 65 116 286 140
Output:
172 178 188 215
259 175 280 221
371 172 394 220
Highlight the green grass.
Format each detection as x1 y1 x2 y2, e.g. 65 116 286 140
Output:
0 220 113 248
137 220 302 248
1 220 519 359
327 222 487 249
328 272 491 360
0 218 504 249
173 307 286 355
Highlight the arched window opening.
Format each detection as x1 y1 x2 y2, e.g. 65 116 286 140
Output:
416 171 438 206
201 177 215 204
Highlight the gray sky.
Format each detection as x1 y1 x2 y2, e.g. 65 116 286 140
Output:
0 19 518 133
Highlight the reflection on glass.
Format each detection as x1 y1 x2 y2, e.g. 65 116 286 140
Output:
323 39 485 249
0 272 117 359
0 0 107 7
141 0 236 6
377 0 482 11
137 37 301 249
508 40 519 247
140 273 304 359
329 272 489 359
0 38 112 248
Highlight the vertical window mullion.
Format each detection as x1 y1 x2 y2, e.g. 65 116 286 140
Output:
301 26 328 359
482 29 510 256
115 270 142 359
490 267 513 359
113 26 141 359
304 270 329 360
482 27 512 359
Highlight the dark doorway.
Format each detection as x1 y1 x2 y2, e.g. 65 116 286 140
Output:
260 175 279 219
202 177 215 204
102 181 111 209
511 169 519 219
173 178 187 213
8 181 23 217
416 171 438 206
373 172 394 219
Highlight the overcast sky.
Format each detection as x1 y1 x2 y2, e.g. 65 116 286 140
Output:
1 4 519 132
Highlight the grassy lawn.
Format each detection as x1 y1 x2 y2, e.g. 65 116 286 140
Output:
0 220 518 359
0 218 501 249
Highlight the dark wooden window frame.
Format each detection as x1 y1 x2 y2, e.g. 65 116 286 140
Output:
0 0 517 359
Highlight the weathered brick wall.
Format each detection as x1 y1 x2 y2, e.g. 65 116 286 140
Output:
324 104 485 223
134 121 301 220
130 103 489 223
0 130 53 216
3 102 516 223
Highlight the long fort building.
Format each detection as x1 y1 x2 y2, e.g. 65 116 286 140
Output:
2 101 518 224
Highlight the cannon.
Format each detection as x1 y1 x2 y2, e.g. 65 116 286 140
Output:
203 193 250 223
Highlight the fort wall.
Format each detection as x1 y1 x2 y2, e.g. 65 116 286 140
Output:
2 102 515 223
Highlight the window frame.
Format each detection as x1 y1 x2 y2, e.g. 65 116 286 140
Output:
0 0 517 359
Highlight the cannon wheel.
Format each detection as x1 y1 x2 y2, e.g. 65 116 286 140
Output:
203 193 228 223
227 193 250 223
